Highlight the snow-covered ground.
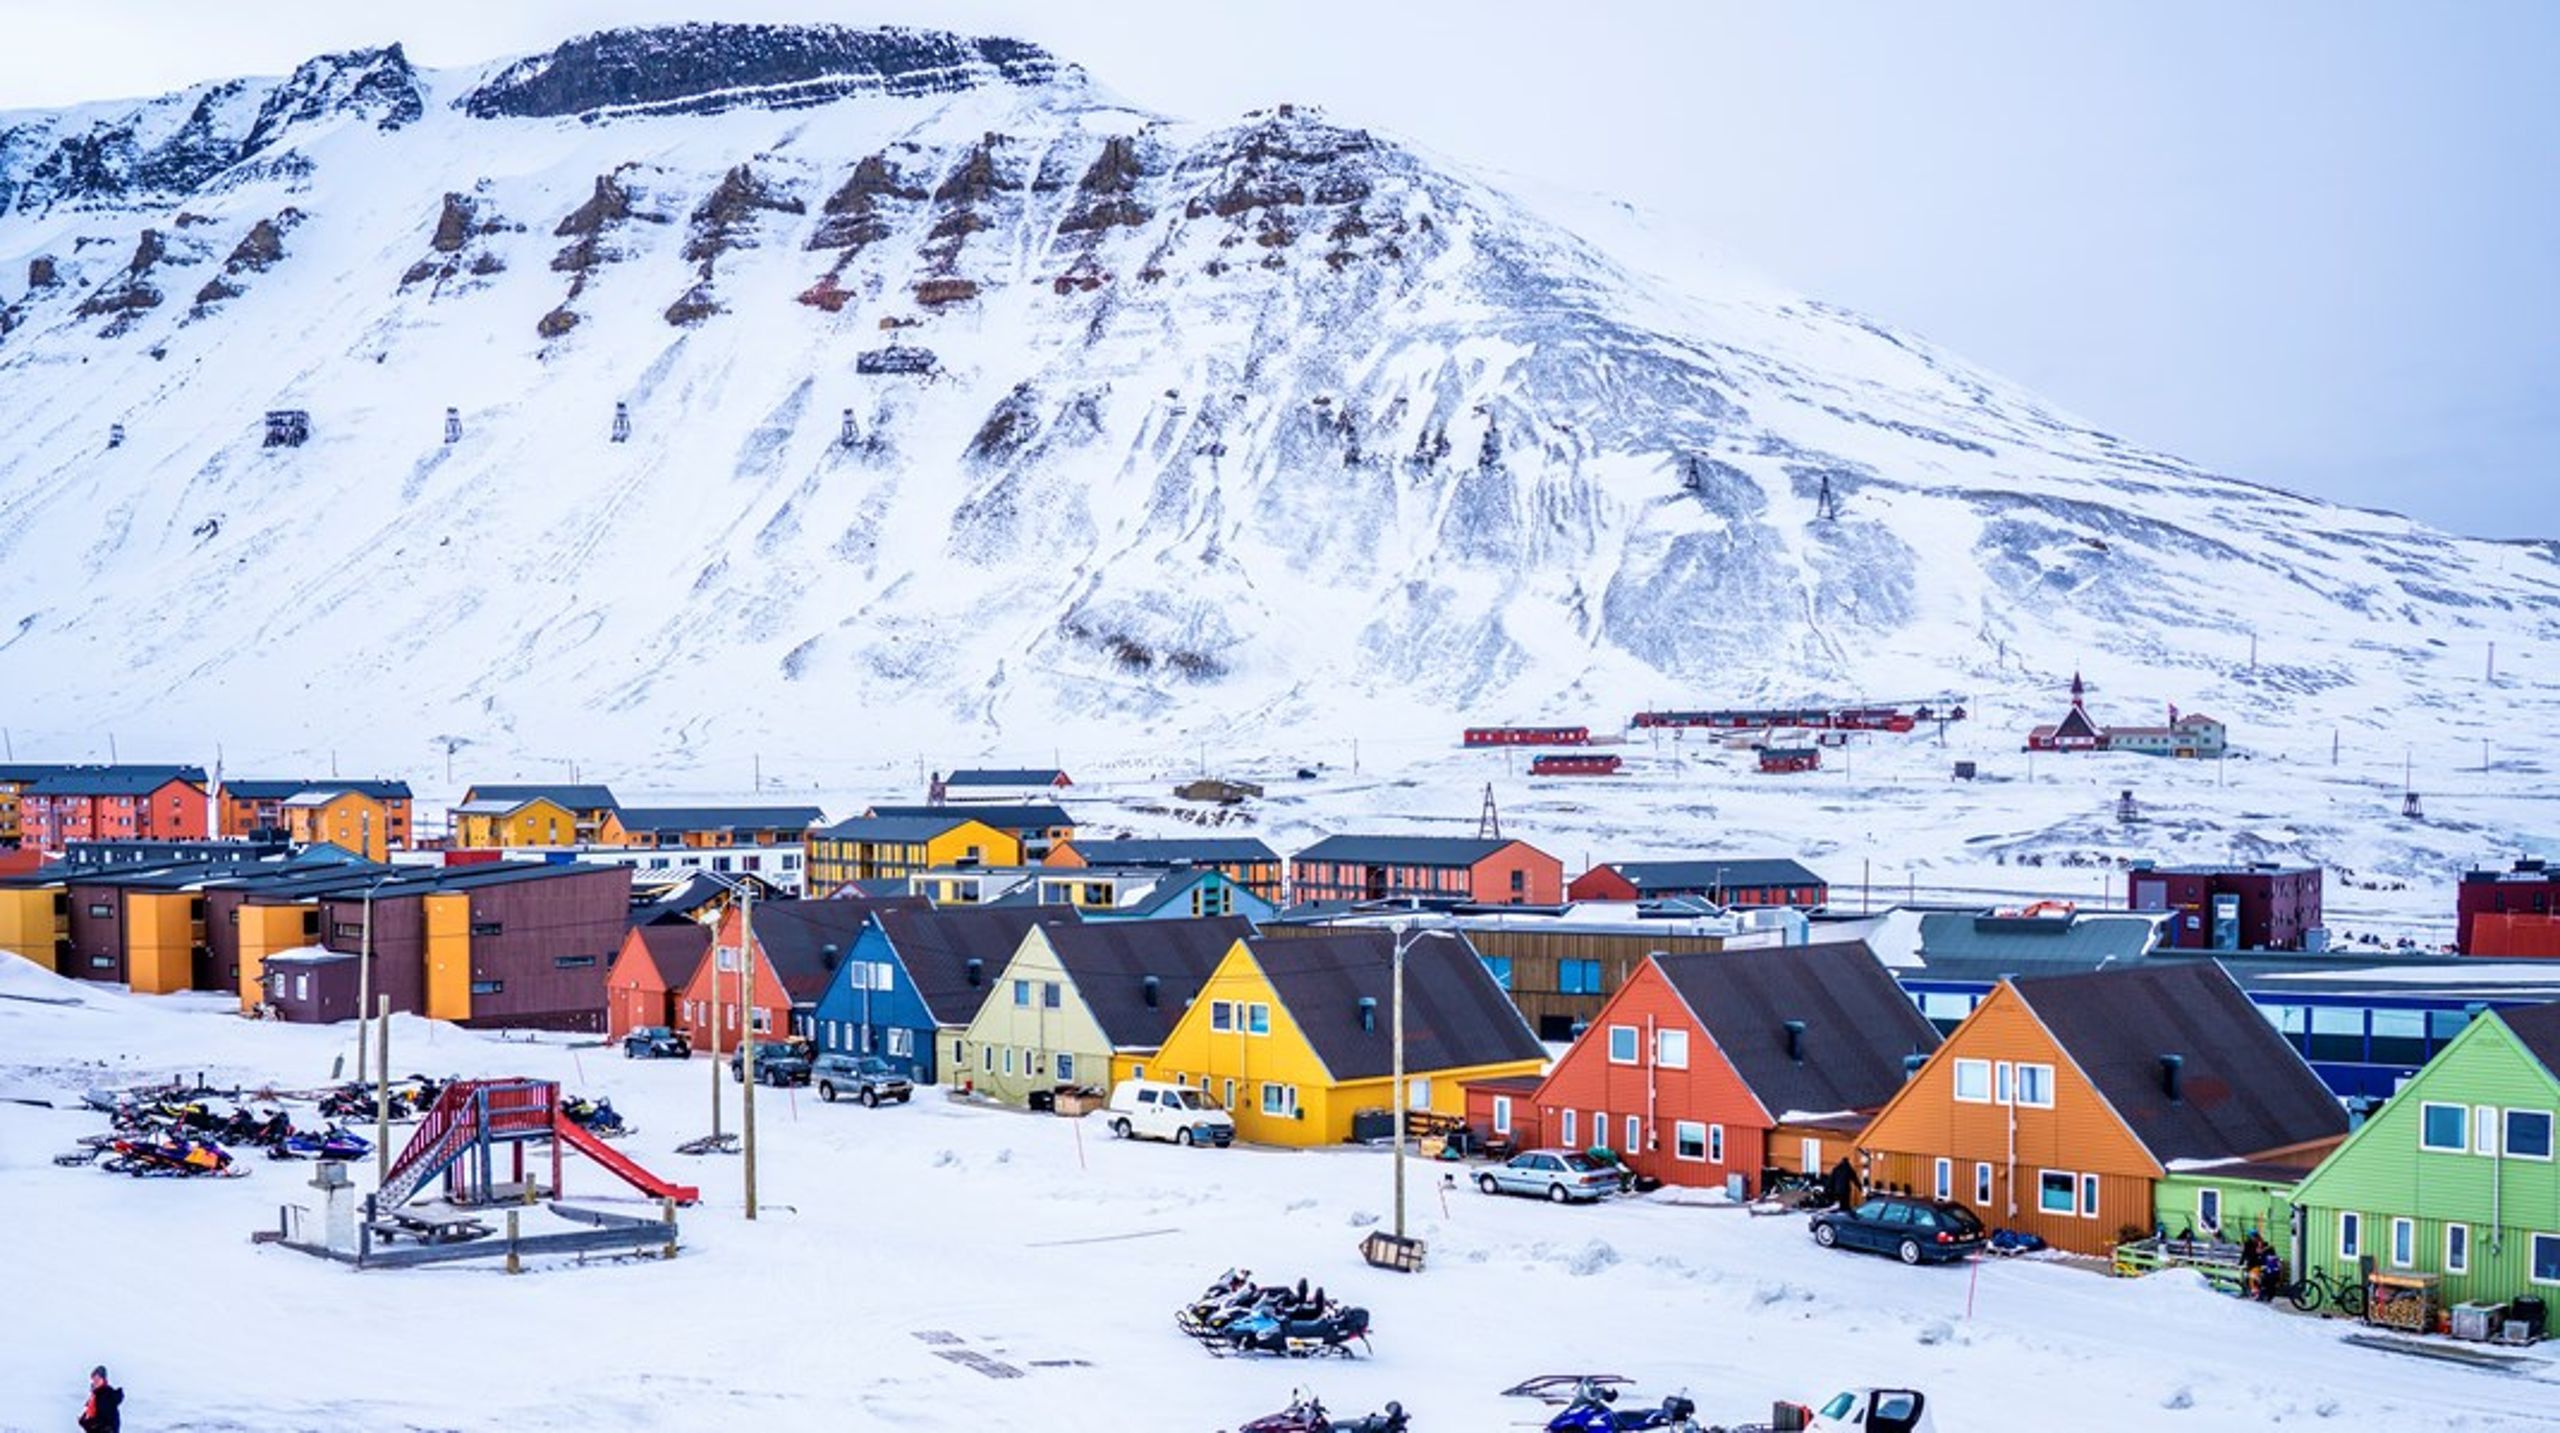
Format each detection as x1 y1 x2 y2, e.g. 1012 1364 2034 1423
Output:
4 960 2554 1431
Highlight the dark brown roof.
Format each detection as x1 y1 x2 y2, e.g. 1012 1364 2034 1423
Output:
624 923 709 990
1043 917 1253 1049
2497 1002 2560 1080
1248 930 1544 1082
2012 961 2347 1165
877 904 1083 1026
748 901 894 1002
1653 942 1941 1121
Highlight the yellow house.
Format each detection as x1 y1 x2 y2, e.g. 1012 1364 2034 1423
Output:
233 900 317 1013
450 795 578 849
0 886 67 972
805 816 1020 898
1146 930 1548 1147
283 789 395 860
454 784 619 845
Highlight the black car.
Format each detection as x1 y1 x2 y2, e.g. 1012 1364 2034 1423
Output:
811 1053 914 1107
1809 1196 1987 1265
622 1026 690 1059
729 1039 814 1086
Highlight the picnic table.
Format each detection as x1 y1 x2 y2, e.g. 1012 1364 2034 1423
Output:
371 1207 493 1245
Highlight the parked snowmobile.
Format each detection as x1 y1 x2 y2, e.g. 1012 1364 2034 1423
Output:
1215 1301 1371 1359
561 1095 628 1137
1545 1379 1698 1432
221 1108 295 1149
102 1135 244 1178
1230 1390 1408 1432
276 1127 371 1161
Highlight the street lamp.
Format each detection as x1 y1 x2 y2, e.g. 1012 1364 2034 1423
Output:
1388 918 1425 1243
695 871 763 1220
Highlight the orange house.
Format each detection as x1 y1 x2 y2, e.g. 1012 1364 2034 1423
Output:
282 789 405 860
1855 962 2347 1256
607 923 711 1039
221 779 413 845
1289 835 1562 906
671 901 875 1056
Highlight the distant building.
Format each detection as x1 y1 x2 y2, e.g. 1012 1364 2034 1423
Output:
14 766 210 848
600 806 823 849
2458 858 2560 957
1568 858 1828 908
868 803 1074 862
805 815 1020 897
220 778 413 846
938 768 1074 803
2128 861 2324 952
1045 836 1284 904
453 784 620 845
1757 746 1821 774
2027 673 2226 758
1289 834 1563 907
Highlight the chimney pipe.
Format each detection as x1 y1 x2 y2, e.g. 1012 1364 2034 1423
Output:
2159 1053 2184 1103
1358 996 1377 1033
1902 1053 1927 1082
1142 975 1160 1009
821 942 839 972
1783 1019 1806 1064
964 957 982 988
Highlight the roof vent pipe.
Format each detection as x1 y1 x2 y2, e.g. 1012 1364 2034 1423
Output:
1358 996 1377 1032
1142 975 1160 1009
1902 1053 1927 1082
2160 1053 2184 1103
964 957 982 988
1783 1019 1806 1064
821 942 839 972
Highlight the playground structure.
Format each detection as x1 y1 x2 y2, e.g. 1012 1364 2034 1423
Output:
270 1078 698 1271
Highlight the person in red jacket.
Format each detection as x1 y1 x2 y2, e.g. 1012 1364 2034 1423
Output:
79 1366 122 1433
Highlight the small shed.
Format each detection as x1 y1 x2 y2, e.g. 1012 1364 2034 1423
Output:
1758 746 1821 774
265 949 360 1023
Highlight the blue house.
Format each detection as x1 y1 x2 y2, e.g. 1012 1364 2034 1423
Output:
809 903 1079 1082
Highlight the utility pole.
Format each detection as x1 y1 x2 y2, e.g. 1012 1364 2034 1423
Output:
375 994 391 1185
709 910 725 1142
1391 923 1410 1242
355 811 377 1086
741 883 760 1221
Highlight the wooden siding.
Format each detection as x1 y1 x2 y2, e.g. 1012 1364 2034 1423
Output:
957 927 1119 1105
1856 982 2164 1255
1466 926 1743 1041
1530 959 1774 1191
0 887 63 972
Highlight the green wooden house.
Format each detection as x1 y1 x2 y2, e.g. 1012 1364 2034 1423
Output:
956 917 1251 1106
2292 1003 2560 1311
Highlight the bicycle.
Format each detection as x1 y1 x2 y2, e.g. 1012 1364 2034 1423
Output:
2283 1266 2368 1317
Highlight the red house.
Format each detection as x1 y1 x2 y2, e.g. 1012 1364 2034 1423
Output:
1568 858 1827 908
2127 861 2323 951
1529 941 1939 1194
18 767 209 848
607 923 710 1039
1529 754 1620 777
1289 835 1563 906
2459 858 2560 956
673 900 891 1055
1757 746 1820 774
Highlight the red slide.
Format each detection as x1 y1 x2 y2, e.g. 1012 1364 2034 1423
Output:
553 1116 701 1205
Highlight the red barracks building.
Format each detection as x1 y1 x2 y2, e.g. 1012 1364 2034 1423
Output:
2459 859 2560 957
2126 861 2323 952
17 767 210 849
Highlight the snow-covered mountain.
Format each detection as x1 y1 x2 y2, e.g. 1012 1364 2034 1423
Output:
1 23 2552 778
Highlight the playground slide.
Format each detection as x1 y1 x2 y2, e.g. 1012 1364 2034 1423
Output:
552 1117 700 1205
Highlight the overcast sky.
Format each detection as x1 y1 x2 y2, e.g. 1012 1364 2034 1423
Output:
9 1 2553 538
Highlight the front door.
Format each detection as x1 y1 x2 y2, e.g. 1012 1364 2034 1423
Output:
1801 1137 1822 1174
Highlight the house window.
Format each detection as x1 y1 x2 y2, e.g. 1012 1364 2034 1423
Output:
2509 1110 2554 1161
2039 1170 2076 1214
1260 1083 1297 1117
2015 1064 2056 1108
1607 1025 1640 1064
554 955 596 969
469 920 503 936
983 1046 994 1073
1043 981 1061 1009
2198 1187 2222 1233
1934 1158 1952 1202
86 903 111 918
294 974 310 1001
1674 1121 1705 1160
2477 1106 2502 1158
2391 1217 2417 1269
1055 1053 1075 1080
1411 1077 1433 1108
1494 1097 1515 1136
1211 1000 1234 1031
2448 1223 2470 1276
1481 955 1513 990
2421 1103 2469 1153
1655 1029 1688 1068
1013 980 1031 1007
1995 1061 2014 1105
886 1028 913 1057
2340 1212 2363 1260
1953 1059 1991 1103
2080 1173 2101 1218
1709 1124 1726 1163
1561 1109 1577 1148
1245 1003 1270 1035
470 979 503 995
2533 1234 2560 1286
1558 959 1603 995
1625 1114 1642 1154
1975 1162 1994 1205
1002 1048 1015 1074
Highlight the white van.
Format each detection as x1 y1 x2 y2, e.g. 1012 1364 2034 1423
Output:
1105 1079 1236 1147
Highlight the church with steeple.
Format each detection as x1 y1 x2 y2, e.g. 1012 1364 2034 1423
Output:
2026 672 2228 758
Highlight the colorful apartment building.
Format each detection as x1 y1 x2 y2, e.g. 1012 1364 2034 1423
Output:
1566 857 1828 908
805 815 1020 898
1045 836 1285 904
13 766 210 849
1288 835 1563 907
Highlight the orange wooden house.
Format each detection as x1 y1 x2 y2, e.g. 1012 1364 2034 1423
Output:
1526 941 1938 1194
1855 962 2347 1256
1289 835 1562 906
606 923 711 1040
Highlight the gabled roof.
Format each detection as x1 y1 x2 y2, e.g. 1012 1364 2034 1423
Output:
947 768 1070 786
1653 942 1940 1118
227 778 413 801
1117 869 1269 920
747 901 895 1002
624 923 711 989
2498 1002 2560 1081
2011 962 2347 1165
1295 834 1533 867
1044 918 1253 1049
1589 858 1825 892
2051 704 2102 741
280 787 403 809
25 769 207 797
867 803 1073 830
1247 929 1544 1081
817 814 1009 842
464 784 619 810
875 904 1082 1026
452 797 568 816
1 762 206 787
1062 837 1281 867
614 805 825 835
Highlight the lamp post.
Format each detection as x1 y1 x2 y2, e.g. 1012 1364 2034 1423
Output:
740 880 759 1222
350 826 386 1086
1390 919 1419 1242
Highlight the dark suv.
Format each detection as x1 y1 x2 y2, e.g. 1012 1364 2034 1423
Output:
622 1026 691 1059
730 1039 814 1087
811 1053 914 1107
1809 1196 1987 1265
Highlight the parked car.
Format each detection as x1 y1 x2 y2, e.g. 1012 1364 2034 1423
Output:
730 1039 814 1086
813 1053 913 1107
622 1026 690 1060
1475 1149 1623 1203
1105 1079 1235 1146
1808 1197 1986 1265
1807 1387 1935 1432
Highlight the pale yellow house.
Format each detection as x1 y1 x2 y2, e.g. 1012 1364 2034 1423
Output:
956 917 1249 1105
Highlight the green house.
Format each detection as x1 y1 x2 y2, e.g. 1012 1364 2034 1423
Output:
2154 1163 2315 1249
955 917 1251 1106
2292 1003 2560 1310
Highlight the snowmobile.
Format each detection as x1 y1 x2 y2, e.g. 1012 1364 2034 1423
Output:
220 1108 295 1149
1545 1379 1699 1432
102 1135 245 1178
1228 1390 1408 1432
1212 1301 1371 1359
561 1095 629 1137
275 1127 372 1161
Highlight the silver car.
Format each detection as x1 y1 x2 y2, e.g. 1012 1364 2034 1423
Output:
1475 1149 1624 1203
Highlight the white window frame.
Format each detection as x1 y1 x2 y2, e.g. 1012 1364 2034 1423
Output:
1953 1058 1992 1103
1561 1108 1578 1148
1625 1114 1642 1155
2016 1063 2056 1109
1492 1096 1513 1135
749 1007 772 1034
1210 1000 1233 1032
1260 1082 1296 1117
1709 1124 1726 1163
982 1045 994 1073
886 1027 911 1057
1607 1025 1640 1064
1055 1052 1074 1081
2038 1169 2077 1215
1975 1161 1994 1205
1410 1077 1432 1108
2198 1186 2222 1233
2420 1101 2469 1153
2340 1211 2363 1260
2507 1109 2555 1162
2391 1216 2417 1269
2447 1222 2470 1276
2535 1233 2560 1288
2477 1106 2502 1158
2079 1172 2101 1218
1934 1158 1952 1201
1655 1028 1689 1069
1245 1003 1271 1036
1996 1061 2014 1106
1672 1121 1704 1161
1801 1137 1821 1175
